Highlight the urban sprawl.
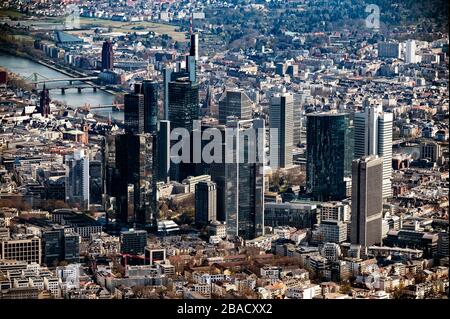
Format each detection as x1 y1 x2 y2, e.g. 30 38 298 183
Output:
0 0 448 300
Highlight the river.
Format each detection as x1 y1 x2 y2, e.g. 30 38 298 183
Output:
0 52 123 121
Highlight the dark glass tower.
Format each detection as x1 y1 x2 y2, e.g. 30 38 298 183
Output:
189 33 199 61
101 40 114 71
225 119 265 240
168 77 199 132
195 181 217 226
168 77 199 181
124 89 145 135
218 89 252 125
142 80 158 134
270 93 294 168
42 228 80 266
162 67 172 120
156 120 171 183
306 112 354 201
111 133 155 225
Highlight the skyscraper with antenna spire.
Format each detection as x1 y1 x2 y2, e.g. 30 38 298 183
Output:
189 13 199 61
187 12 199 82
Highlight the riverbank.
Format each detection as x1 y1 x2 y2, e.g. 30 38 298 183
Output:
0 52 123 119
0 46 117 96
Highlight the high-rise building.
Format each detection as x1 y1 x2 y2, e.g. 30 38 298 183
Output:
437 231 449 258
142 80 158 134
320 201 350 222
224 118 265 240
168 77 199 181
157 120 171 182
186 55 197 83
351 156 383 247
101 40 114 71
162 67 172 120
38 85 50 117
218 89 252 125
65 149 89 210
63 233 80 263
42 229 64 266
195 181 217 226
110 133 155 225
292 94 303 146
89 160 103 205
197 119 264 237
197 122 227 221
405 40 417 64
420 141 442 163
120 230 147 255
354 105 393 199
168 77 199 132
187 32 198 82
270 93 294 168
276 62 286 76
378 41 401 59
43 228 80 266
189 33 199 61
319 220 347 244
286 64 299 77
306 112 354 201
124 86 145 134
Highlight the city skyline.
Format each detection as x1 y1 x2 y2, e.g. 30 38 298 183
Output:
0 0 448 304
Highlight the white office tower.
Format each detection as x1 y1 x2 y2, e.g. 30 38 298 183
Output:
270 92 294 169
405 40 417 64
354 105 393 199
65 149 90 209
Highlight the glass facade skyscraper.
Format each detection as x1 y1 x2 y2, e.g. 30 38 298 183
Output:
225 118 265 240
142 80 158 134
218 89 252 125
108 133 155 225
306 112 354 202
270 92 294 169
156 120 171 183
168 77 199 132
65 149 90 210
354 105 393 199
195 181 217 226
124 91 145 135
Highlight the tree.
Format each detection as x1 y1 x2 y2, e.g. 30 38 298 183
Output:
0 198 31 211
58 260 68 267
339 284 352 295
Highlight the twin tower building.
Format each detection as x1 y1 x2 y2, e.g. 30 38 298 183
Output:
306 104 393 248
